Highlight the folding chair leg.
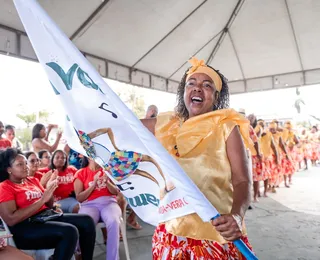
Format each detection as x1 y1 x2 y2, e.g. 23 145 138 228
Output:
120 216 130 260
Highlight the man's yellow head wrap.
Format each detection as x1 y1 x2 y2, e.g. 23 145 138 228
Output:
269 122 277 129
285 121 292 129
186 57 222 92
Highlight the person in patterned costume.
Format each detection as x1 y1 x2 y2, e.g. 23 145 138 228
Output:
299 128 311 170
309 126 320 166
255 119 277 195
287 141 299 172
142 57 255 260
268 122 282 191
247 114 264 202
269 122 292 188
273 120 296 187
283 121 299 184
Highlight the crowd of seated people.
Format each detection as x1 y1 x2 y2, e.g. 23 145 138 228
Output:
0 125 123 259
0 106 159 259
0 148 96 259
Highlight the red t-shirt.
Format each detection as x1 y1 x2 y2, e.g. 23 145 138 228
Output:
54 166 77 201
38 167 50 174
0 138 12 150
0 177 47 215
33 171 44 182
75 167 113 201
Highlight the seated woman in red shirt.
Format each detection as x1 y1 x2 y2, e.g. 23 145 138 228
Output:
43 150 79 213
74 156 121 260
0 148 96 260
24 151 44 183
38 149 51 169
0 121 11 150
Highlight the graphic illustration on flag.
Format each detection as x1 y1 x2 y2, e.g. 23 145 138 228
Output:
14 0 218 227
75 127 176 200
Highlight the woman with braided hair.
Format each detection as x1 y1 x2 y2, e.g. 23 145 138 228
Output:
142 57 255 259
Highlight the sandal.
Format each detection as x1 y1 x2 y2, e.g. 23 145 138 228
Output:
127 220 142 230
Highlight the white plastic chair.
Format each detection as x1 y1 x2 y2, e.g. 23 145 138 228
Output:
120 215 130 260
1 217 75 260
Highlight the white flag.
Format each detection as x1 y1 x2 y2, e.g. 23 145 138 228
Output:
14 0 219 226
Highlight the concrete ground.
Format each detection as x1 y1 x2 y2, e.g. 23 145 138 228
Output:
94 167 320 260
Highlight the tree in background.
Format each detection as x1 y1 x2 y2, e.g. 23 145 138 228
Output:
15 128 32 151
16 113 36 128
117 87 146 118
39 110 51 123
133 96 146 118
17 109 51 127
296 121 310 128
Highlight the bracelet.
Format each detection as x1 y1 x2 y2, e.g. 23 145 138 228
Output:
232 214 243 233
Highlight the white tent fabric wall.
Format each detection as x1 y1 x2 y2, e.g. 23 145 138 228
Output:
0 0 319 94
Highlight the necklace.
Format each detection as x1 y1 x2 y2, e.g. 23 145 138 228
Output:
11 179 25 185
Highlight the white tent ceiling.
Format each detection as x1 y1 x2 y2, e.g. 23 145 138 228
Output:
0 0 319 94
